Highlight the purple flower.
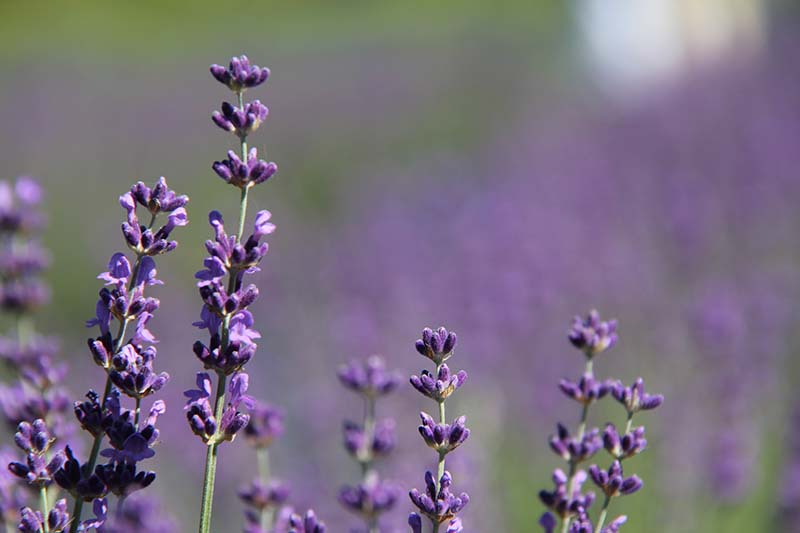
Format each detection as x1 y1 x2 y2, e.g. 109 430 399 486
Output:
559 373 612 406
212 148 278 189
603 424 647 460
338 355 401 397
538 469 595 519
339 472 399 519
417 412 470 454
239 478 290 510
410 364 467 402
286 509 326 533
130 177 189 216
415 327 457 363
409 470 470 526
109 344 169 399
568 310 618 358
588 461 643 497
210 55 270 93
611 378 664 415
212 100 269 138
243 400 285 449
548 423 602 463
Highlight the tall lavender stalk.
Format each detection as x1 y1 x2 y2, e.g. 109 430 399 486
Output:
0 177 71 530
408 327 469 533
185 55 277 533
538 310 662 533
338 356 400 532
60 178 187 532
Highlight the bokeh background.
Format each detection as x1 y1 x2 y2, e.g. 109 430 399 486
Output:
1 0 800 531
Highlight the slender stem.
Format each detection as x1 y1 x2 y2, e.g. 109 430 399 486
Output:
431 362 447 533
358 395 378 533
134 397 141 427
624 412 633 435
16 315 32 347
237 186 250 243
257 447 274 531
40 485 50 533
594 494 611 533
199 372 228 533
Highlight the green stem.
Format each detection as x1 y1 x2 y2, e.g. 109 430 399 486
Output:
432 361 447 533
237 186 250 243
594 494 611 533
360 396 378 533
257 448 274 531
624 412 633 435
40 485 50 533
134 397 141 427
198 372 228 533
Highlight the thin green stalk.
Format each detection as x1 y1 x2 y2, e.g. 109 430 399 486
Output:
432 362 447 533
40 485 50 533
134 397 141 427
359 395 378 533
198 372 228 533
594 494 611 533
257 448 275 531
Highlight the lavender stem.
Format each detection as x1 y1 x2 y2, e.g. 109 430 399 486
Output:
39 485 50 533
199 371 228 533
257 447 274 530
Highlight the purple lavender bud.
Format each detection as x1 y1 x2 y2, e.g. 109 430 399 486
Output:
338 355 401 397
611 378 664 415
243 400 284 449
339 472 399 519
549 423 602 463
559 372 612 406
287 509 326 533
130 177 188 216
409 470 469 526
418 412 470 454
239 478 290 510
408 513 423 533
603 424 647 460
18 507 44 533
410 363 468 402
539 512 557 533
47 499 69 531
415 326 458 362
211 148 278 190
588 461 643 497
210 55 270 92
212 100 269 138
568 310 618 358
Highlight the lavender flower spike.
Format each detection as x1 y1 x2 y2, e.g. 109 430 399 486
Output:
338 356 400 532
538 311 662 533
65 177 187 532
409 327 470 532
196 54 279 533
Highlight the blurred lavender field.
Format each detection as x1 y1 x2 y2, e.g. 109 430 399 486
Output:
1 1 799 531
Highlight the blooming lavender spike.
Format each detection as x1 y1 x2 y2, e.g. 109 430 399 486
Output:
410 327 469 531
338 355 400 532
539 311 662 533
65 177 187 532
198 55 280 533
287 509 326 533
